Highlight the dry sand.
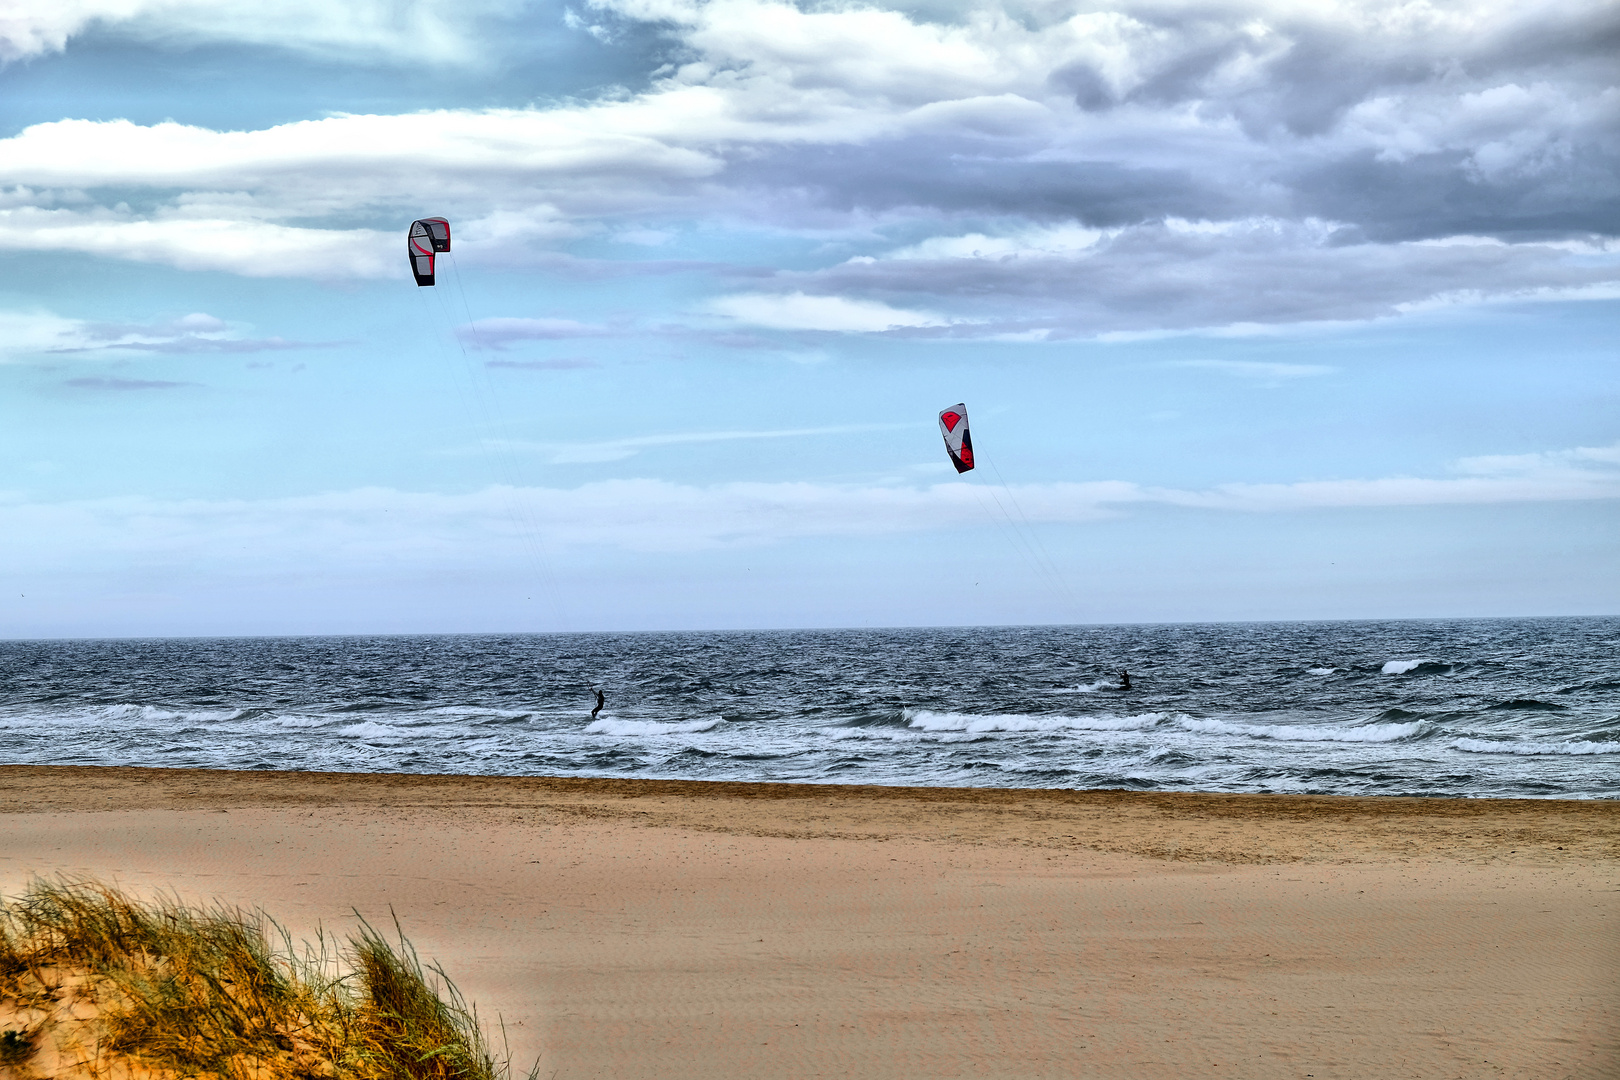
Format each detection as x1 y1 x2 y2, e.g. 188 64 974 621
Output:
1 765 1615 1079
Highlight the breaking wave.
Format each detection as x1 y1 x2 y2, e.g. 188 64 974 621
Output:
1045 681 1115 694
587 716 724 736
1177 717 1429 743
903 709 1169 733
1381 659 1452 675
1454 738 1617 756
338 721 410 740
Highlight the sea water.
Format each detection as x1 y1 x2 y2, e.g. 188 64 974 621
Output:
1 618 1615 798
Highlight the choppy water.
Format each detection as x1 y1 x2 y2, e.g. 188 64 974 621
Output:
1 619 1616 798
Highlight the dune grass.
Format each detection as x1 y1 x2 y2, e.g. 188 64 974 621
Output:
0 880 524 1080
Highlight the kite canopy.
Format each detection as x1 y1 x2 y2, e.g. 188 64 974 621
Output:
408 217 452 286
938 403 974 473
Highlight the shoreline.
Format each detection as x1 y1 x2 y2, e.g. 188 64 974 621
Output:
3 764 1616 865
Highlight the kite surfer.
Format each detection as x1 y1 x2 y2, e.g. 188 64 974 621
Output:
1118 670 1132 691
590 687 605 719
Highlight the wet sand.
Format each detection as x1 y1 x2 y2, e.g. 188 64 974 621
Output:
1 766 1616 1078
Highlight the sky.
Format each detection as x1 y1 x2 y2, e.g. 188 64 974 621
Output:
0 0 1616 637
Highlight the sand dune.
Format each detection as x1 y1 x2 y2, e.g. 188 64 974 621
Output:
1 766 1615 1079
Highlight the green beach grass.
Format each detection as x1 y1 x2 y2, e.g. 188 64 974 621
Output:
0 880 524 1080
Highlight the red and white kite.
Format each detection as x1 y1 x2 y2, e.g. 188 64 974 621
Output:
938 402 974 473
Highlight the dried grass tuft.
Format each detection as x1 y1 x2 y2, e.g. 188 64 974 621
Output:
0 880 525 1080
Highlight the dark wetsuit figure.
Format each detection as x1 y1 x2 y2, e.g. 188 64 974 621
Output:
1119 670 1132 691
591 688 605 719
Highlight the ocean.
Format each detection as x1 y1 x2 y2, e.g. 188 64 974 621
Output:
1 618 1615 799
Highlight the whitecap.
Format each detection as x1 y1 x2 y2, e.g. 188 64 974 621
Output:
902 709 1167 734
268 713 336 730
1306 667 1336 676
1177 717 1427 743
1381 659 1426 674
1454 737 1616 756
587 716 723 736
824 727 969 743
179 708 249 724
338 721 409 739
100 703 182 722
1046 681 1113 694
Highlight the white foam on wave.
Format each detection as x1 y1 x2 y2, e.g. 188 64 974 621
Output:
98 704 251 725
427 705 531 722
1306 667 1336 676
1178 717 1427 743
268 713 335 730
824 727 971 743
1381 659 1426 674
100 703 182 722
587 716 723 736
1043 681 1114 694
338 721 409 739
903 709 1167 734
1454 737 1616 756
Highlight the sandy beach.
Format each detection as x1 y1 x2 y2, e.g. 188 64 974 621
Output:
1 766 1615 1079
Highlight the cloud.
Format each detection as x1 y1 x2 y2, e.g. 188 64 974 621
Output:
1138 440 1620 512
0 309 316 361
710 291 949 332
1453 442 1620 476
0 0 1615 331
774 217 1620 337
0 0 510 64
63 377 194 390
2 441 1613 574
0 203 394 279
485 357 599 370
501 423 904 463
458 317 614 349
1170 359 1335 381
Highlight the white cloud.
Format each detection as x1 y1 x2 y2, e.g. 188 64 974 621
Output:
0 0 1614 328
1454 442 1620 477
710 291 949 331
0 0 508 64
0 308 303 360
458 317 614 349
0 310 93 359
0 204 393 278
496 423 905 463
878 223 1108 261
0 113 720 210
1170 359 1335 381
1343 81 1620 181
2 441 1614 573
784 216 1620 337
1152 440 1620 511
